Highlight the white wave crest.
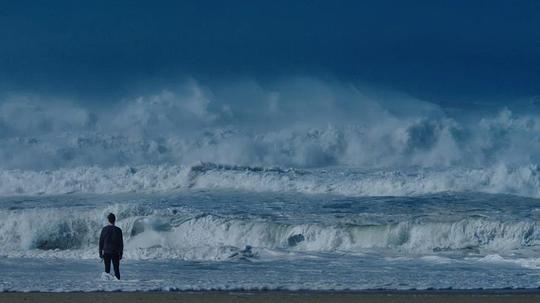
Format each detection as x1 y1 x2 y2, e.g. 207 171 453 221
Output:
1 163 540 198
0 204 538 261
2 79 540 172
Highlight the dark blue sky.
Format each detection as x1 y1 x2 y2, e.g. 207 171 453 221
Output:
1 0 539 105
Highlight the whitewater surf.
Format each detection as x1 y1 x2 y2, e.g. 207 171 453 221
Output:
1 79 540 291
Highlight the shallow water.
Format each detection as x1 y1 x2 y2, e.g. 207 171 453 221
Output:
1 185 539 291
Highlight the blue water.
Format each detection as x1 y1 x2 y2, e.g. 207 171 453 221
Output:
1 79 540 291
1 188 539 291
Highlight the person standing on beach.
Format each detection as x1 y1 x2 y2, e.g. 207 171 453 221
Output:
99 213 124 280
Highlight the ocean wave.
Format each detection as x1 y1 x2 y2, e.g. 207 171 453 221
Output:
1 162 540 198
0 204 538 260
2 79 540 172
473 254 540 269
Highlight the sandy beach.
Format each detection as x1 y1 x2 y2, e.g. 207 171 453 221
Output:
1 291 540 303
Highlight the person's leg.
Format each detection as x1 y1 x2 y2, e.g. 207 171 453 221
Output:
112 254 121 280
103 253 112 274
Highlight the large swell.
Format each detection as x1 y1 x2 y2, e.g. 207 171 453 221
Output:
1 203 539 262
2 162 540 197
2 79 540 198
0 80 538 172
3 78 540 291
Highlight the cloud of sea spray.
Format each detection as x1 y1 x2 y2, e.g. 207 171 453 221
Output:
0 77 538 171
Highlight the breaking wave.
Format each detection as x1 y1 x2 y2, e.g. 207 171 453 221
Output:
0 204 538 261
1 162 540 197
2 78 540 199
1 78 540 171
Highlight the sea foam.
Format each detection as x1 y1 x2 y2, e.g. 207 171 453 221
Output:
1 162 540 198
0 203 538 261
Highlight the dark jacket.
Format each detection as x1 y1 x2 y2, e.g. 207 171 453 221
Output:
99 225 123 257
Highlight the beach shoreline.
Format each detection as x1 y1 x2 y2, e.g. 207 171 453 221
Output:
2 290 540 303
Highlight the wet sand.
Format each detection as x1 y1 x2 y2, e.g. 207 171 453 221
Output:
1 291 540 303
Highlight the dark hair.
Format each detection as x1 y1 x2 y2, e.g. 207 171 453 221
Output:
107 213 116 224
